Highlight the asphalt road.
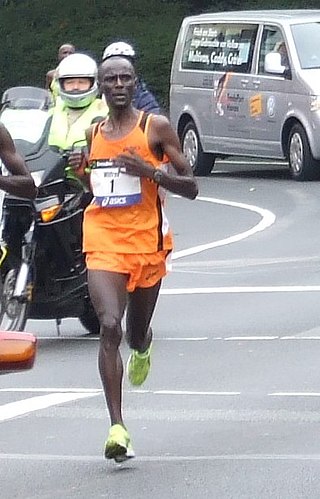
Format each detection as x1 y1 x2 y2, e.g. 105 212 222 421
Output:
2 159 320 498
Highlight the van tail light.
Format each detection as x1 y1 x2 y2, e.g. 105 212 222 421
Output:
40 204 62 223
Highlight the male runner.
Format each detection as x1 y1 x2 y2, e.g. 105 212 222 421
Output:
70 55 198 462
102 41 161 114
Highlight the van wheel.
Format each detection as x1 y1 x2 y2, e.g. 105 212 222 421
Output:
288 124 320 180
181 121 215 176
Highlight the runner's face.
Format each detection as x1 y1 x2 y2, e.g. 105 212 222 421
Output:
99 58 135 109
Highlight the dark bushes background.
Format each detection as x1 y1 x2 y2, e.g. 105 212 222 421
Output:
0 0 319 107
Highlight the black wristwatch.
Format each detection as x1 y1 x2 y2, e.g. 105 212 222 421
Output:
153 169 163 184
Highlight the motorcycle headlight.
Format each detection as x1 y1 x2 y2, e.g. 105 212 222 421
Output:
40 204 62 223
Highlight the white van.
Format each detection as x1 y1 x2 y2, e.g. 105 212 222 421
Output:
170 10 320 180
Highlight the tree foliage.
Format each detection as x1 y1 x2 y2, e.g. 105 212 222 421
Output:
0 0 320 107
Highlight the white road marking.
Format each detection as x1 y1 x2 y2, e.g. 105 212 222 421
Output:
0 388 239 396
270 392 320 397
172 196 275 260
173 255 320 269
37 335 99 340
223 336 320 341
152 337 208 341
24 334 320 342
3 453 320 462
0 389 241 421
281 336 320 340
0 388 101 393
225 336 279 340
34 335 209 341
131 390 241 396
3 387 320 425
0 392 98 422
161 285 320 294
216 159 287 165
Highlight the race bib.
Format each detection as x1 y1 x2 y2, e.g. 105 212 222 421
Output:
90 160 142 208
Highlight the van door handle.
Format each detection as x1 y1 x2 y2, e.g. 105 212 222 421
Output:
253 79 261 87
241 78 249 86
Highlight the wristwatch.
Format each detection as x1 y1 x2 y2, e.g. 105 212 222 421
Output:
153 169 163 184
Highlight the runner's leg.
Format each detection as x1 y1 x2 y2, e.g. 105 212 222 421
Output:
126 279 162 352
88 269 127 425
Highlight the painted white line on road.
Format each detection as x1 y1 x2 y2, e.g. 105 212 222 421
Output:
161 285 320 295
217 159 287 165
155 337 208 341
3 453 320 462
269 392 320 397
30 334 320 342
172 196 276 260
0 388 101 393
0 392 98 422
173 255 320 268
37 336 98 340
35 336 209 341
225 336 320 341
281 336 320 340
131 390 241 396
225 336 278 341
0 388 240 396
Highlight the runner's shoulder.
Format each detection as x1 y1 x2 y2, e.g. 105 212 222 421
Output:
149 113 171 134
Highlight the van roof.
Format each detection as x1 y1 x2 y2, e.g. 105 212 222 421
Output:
185 10 320 25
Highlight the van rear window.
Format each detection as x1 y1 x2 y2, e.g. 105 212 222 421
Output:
182 23 258 73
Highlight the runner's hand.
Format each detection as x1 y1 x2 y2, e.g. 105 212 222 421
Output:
115 150 154 179
68 150 84 170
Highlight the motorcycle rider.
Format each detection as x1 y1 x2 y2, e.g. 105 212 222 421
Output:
45 43 76 103
101 41 161 114
48 52 108 182
0 122 36 199
46 53 107 335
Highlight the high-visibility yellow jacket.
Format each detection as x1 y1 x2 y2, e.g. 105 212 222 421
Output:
48 98 108 150
49 77 60 104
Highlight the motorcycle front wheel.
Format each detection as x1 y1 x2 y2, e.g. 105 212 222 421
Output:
0 269 29 331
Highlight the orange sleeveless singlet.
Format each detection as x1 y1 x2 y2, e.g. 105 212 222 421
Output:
83 112 173 255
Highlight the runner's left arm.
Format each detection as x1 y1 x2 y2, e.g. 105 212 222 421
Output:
116 115 198 200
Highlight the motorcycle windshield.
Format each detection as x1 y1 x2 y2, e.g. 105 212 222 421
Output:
1 86 52 111
0 87 64 185
1 108 50 146
0 86 52 157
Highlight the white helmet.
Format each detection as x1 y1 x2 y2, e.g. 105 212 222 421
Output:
102 42 135 62
57 53 98 108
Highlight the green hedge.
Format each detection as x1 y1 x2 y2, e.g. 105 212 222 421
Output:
1 0 320 107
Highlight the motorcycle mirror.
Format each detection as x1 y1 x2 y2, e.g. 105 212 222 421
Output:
0 331 37 373
71 140 88 155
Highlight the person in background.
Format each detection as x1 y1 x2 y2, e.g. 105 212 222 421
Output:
274 40 290 68
45 43 76 102
48 52 108 182
101 41 161 114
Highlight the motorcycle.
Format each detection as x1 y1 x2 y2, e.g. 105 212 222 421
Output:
0 86 100 335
